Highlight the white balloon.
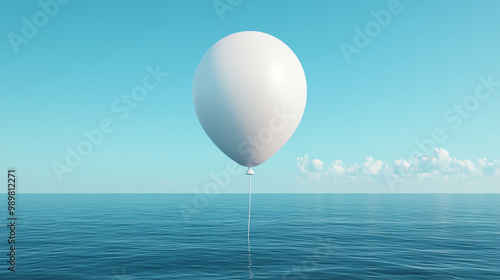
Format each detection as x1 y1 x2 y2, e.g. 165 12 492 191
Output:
193 31 307 168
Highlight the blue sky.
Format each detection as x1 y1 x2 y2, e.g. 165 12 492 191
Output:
1 0 499 193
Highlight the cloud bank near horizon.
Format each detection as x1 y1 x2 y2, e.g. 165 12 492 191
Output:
297 148 500 188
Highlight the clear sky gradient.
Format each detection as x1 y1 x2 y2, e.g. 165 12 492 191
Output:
1 0 499 193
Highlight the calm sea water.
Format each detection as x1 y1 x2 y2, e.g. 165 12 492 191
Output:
0 194 499 279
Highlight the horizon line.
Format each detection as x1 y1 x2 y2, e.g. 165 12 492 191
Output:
4 192 500 194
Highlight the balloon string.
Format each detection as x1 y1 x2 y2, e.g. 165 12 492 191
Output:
248 175 253 279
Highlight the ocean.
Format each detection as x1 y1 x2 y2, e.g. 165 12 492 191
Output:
1 194 499 279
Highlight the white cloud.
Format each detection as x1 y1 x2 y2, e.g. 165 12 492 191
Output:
297 148 500 184
311 159 325 171
297 155 326 181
